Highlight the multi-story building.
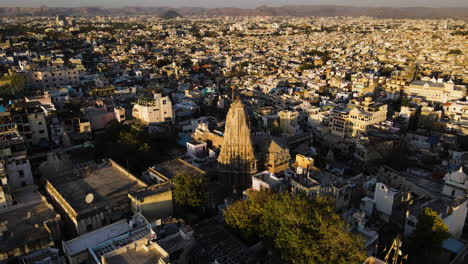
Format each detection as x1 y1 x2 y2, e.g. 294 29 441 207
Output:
132 93 173 124
406 79 466 103
0 112 33 189
12 102 50 146
443 100 468 121
329 97 387 138
0 161 13 208
27 67 79 90
278 110 302 137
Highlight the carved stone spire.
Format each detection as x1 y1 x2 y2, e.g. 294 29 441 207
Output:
218 97 257 175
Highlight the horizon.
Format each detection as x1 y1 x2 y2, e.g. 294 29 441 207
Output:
1 1 468 9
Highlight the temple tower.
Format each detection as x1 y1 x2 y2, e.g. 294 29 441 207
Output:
218 96 257 191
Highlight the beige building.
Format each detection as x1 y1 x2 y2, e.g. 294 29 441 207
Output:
128 182 173 222
27 67 79 89
406 79 466 103
278 110 301 137
265 139 290 174
132 94 173 124
329 97 387 138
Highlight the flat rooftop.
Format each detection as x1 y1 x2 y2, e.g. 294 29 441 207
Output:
150 158 205 181
63 219 130 256
90 225 153 262
0 194 57 253
46 159 147 215
104 244 165 264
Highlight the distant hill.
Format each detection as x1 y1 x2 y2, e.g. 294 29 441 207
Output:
159 10 182 19
0 5 467 19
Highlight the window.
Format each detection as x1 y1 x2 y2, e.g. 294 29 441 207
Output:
19 170 24 178
162 100 167 105
87 224 93 232
39 130 45 134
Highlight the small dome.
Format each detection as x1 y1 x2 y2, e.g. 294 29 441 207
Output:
446 167 467 184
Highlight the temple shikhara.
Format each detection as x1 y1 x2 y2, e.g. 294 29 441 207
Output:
218 96 257 191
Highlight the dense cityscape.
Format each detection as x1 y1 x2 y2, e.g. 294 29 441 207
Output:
0 6 467 264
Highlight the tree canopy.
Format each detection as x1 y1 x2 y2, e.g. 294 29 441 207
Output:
408 207 450 264
95 120 155 173
0 72 26 96
224 191 366 264
173 171 207 208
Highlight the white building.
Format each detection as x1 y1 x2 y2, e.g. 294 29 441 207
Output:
373 182 400 222
442 167 468 199
113 107 126 123
186 140 208 159
251 170 283 192
405 198 468 239
132 94 173 124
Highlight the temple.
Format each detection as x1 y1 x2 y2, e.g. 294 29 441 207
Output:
218 97 257 191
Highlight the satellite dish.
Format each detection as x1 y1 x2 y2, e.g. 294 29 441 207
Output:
85 193 94 204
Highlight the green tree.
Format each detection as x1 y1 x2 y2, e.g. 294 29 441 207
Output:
447 49 463 55
408 208 450 264
224 191 366 264
173 171 207 208
94 120 155 173
0 72 25 96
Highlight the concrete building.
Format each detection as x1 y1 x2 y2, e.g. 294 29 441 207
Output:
44 159 147 236
442 167 468 199
265 139 290 174
406 79 466 103
128 182 173 222
27 67 79 90
12 102 49 146
113 106 126 123
373 182 402 222
132 94 173 124
0 186 61 261
405 197 468 239
0 112 33 189
62 214 149 264
251 170 283 192
186 140 208 159
0 161 12 208
329 97 387 138
278 110 302 137
5 157 33 189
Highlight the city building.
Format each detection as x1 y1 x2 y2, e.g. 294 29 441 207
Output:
132 94 173 124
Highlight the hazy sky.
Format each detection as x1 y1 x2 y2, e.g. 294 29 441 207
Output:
2 0 467 8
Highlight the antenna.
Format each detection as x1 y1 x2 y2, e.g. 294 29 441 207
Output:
85 193 94 204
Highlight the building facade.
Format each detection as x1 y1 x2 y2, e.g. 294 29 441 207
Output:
132 93 173 124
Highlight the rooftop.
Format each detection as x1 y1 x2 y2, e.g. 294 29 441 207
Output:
103 243 167 264
150 158 206 181
63 219 130 256
46 159 147 215
0 192 58 253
